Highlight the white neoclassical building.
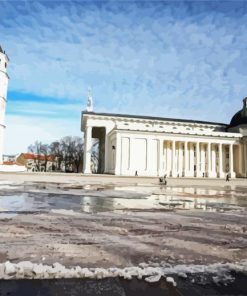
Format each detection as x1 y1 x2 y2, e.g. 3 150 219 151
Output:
0 46 26 172
81 95 247 178
0 45 9 164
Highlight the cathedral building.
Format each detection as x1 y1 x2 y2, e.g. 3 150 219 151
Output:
81 95 247 178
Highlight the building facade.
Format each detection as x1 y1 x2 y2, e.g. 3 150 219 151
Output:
81 98 247 178
16 153 57 172
0 46 9 164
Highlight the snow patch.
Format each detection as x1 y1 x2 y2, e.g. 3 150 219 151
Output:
0 260 246 285
50 209 81 216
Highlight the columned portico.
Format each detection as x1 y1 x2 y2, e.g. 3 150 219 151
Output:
81 107 243 178
157 139 238 178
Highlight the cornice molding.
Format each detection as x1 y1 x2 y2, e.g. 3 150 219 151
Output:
109 128 241 140
82 111 227 128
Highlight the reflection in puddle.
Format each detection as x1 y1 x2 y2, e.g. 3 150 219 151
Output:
157 195 244 212
0 184 246 214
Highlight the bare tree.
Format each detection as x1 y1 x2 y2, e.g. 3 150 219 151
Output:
59 136 83 173
28 136 86 173
40 143 50 172
72 137 84 173
50 141 63 171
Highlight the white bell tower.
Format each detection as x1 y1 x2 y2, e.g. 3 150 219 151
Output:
0 45 9 164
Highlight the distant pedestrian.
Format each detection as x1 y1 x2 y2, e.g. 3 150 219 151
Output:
226 173 230 182
135 171 138 176
159 174 167 185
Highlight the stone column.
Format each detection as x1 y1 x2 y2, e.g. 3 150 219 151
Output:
238 144 243 176
189 143 194 177
207 143 211 177
104 136 108 173
244 143 247 178
158 139 163 176
172 140 176 177
178 142 183 176
229 144 236 178
114 134 122 175
166 141 171 176
164 141 167 173
218 143 223 178
222 145 226 174
196 142 200 177
200 144 205 176
211 144 217 177
184 141 189 177
83 126 92 174
104 127 109 174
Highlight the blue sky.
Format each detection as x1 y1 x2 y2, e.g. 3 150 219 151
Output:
1 0 247 154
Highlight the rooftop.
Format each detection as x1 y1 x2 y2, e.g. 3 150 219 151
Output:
82 111 227 127
20 153 56 161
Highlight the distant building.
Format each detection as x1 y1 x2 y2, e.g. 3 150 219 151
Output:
81 96 247 178
16 153 57 172
3 154 17 163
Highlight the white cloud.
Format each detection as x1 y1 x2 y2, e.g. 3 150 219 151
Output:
0 1 247 153
4 114 82 155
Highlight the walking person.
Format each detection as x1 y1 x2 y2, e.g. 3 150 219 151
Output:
226 172 230 182
159 174 167 185
163 174 167 185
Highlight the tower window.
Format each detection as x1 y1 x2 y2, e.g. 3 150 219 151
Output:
5 63 7 68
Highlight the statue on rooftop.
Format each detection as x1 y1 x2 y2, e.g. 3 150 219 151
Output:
86 87 93 112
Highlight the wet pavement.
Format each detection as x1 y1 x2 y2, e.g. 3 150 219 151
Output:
0 177 246 294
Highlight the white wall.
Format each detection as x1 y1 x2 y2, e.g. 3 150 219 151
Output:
121 137 130 173
148 139 158 174
0 51 8 164
132 138 147 173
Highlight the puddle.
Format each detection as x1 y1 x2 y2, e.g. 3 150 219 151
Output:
0 184 246 214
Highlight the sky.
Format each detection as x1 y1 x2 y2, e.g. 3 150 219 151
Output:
1 0 247 154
